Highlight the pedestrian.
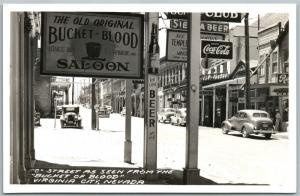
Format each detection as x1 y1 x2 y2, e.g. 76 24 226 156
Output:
275 109 281 132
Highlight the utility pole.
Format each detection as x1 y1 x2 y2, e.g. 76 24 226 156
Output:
244 13 251 109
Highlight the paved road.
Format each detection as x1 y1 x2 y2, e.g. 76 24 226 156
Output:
34 106 290 186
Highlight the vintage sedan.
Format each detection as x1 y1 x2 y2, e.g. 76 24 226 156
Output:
221 110 275 139
158 108 176 123
98 106 110 118
60 105 82 128
170 108 187 126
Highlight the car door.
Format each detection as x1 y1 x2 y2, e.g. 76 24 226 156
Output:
236 112 247 131
230 112 239 129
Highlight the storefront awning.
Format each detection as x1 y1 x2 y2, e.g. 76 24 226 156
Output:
203 77 245 89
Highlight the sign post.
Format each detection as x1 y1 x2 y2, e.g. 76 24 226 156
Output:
183 13 200 184
143 12 159 171
124 79 132 163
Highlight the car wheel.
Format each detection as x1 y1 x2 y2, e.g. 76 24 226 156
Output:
222 125 229 134
264 133 272 139
242 128 249 138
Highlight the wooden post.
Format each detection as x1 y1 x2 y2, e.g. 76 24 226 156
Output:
183 13 200 184
244 13 251 109
91 78 96 130
124 79 132 163
143 12 159 171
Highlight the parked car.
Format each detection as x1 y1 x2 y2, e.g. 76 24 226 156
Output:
60 105 82 128
56 105 63 117
121 107 126 116
221 110 275 139
170 108 187 126
98 106 110 118
104 105 113 113
158 108 176 123
34 111 41 126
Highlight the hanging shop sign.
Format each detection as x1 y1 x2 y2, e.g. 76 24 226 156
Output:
199 90 213 96
201 12 242 23
170 19 188 30
166 30 188 62
201 40 233 59
164 12 188 19
201 21 229 34
170 19 229 35
200 73 229 82
201 33 225 40
278 73 289 84
165 12 242 23
41 12 144 78
269 86 289 96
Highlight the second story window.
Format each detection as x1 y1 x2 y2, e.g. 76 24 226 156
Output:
259 55 265 76
272 51 278 73
283 50 289 73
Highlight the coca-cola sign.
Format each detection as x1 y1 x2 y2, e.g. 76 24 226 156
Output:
201 40 232 59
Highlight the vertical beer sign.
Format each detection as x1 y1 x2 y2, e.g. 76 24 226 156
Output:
144 13 159 170
41 12 144 78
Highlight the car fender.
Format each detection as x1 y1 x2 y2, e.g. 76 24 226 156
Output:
222 120 232 130
242 123 254 133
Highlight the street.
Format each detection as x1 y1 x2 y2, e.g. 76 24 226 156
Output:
34 106 290 186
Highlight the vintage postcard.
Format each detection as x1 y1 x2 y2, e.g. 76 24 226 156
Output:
2 3 297 193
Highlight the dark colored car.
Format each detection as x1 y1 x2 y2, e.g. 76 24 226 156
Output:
158 108 176 123
222 110 275 139
60 105 82 128
56 105 63 117
34 111 41 126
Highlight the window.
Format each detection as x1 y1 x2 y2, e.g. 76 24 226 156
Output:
223 63 228 73
217 65 220 73
283 50 289 73
272 51 278 73
253 113 268 118
259 55 265 76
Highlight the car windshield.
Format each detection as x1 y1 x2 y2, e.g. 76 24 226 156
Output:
63 107 79 113
253 113 268 118
166 108 175 112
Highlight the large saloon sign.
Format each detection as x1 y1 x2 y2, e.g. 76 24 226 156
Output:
41 12 144 78
201 40 233 59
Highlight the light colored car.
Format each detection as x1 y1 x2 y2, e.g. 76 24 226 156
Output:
104 105 113 113
170 108 187 126
158 108 176 123
60 105 82 128
222 110 275 139
121 107 126 116
98 106 110 118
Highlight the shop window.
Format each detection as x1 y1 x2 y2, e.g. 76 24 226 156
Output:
272 51 278 73
249 89 255 97
239 90 244 97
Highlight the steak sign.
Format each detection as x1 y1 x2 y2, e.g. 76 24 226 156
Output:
41 12 144 78
201 40 232 59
